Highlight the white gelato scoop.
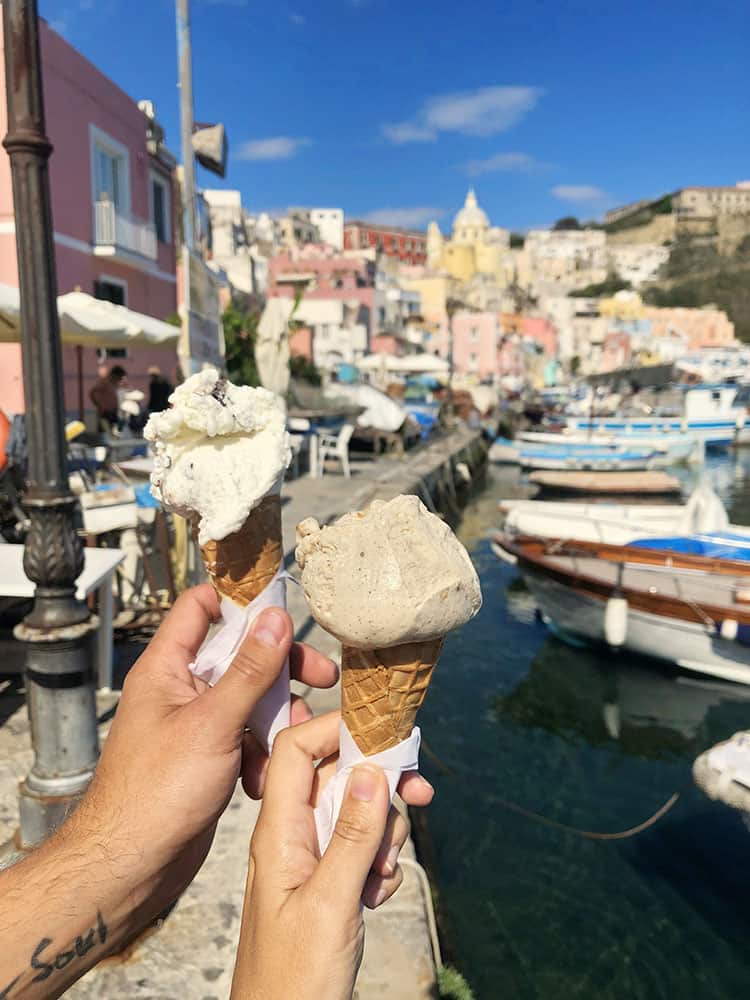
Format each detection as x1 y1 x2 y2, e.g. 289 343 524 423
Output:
144 368 290 544
295 494 482 648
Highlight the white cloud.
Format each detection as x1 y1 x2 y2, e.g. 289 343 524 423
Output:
381 122 436 144
236 137 311 161
552 185 609 203
290 11 305 23
363 207 445 228
465 152 543 177
383 85 542 144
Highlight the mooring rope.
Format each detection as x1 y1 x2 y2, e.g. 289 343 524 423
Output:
420 740 682 840
491 789 681 841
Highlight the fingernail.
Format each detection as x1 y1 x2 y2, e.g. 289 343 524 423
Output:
349 765 379 802
385 844 400 875
374 885 388 907
251 608 286 647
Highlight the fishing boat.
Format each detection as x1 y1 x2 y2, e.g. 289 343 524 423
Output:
527 470 683 497
518 430 704 466
498 534 750 684
497 484 743 547
490 439 660 472
566 386 745 449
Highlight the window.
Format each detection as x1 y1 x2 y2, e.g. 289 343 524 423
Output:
469 352 478 368
94 277 126 306
470 326 479 342
90 125 130 212
150 172 171 244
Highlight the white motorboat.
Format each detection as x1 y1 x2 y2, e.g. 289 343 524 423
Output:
518 430 704 466
490 439 659 471
497 484 746 548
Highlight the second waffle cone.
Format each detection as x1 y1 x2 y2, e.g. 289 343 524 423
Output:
199 492 282 607
341 637 444 755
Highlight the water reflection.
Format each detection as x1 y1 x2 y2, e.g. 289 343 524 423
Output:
496 637 750 761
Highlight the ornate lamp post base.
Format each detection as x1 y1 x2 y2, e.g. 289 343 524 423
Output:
14 619 100 849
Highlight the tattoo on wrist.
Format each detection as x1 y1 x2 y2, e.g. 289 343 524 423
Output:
1 911 107 997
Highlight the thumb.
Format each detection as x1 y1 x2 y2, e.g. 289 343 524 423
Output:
309 764 390 913
200 607 292 738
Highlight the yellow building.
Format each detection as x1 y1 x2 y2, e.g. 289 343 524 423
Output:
599 290 645 322
427 189 510 286
399 270 459 322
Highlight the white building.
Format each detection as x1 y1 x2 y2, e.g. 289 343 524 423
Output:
522 229 607 291
310 208 344 250
607 243 669 287
204 189 280 296
293 298 368 371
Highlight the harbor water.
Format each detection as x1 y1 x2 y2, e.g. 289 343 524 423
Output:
420 450 750 999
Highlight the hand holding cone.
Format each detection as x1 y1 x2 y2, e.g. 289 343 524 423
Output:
297 495 480 850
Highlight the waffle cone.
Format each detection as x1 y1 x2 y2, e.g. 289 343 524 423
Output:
198 493 282 607
341 637 445 755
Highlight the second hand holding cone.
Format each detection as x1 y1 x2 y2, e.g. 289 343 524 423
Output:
296 495 481 852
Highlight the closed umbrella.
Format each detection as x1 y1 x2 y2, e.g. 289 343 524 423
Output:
256 297 292 401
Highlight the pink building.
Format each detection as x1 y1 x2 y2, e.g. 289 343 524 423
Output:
0 19 178 417
601 330 632 372
268 246 376 338
521 316 558 357
643 306 736 350
450 312 500 379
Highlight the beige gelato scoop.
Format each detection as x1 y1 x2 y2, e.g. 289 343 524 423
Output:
295 494 482 650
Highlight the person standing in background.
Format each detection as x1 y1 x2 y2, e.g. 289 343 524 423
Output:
90 364 127 433
147 366 173 415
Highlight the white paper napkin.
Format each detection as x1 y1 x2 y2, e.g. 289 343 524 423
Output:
190 567 290 753
314 720 421 853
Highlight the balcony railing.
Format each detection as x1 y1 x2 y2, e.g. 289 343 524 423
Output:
94 200 157 261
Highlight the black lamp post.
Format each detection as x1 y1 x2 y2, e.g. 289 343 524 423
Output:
2 0 99 848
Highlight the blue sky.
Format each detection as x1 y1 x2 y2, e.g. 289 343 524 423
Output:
40 0 750 232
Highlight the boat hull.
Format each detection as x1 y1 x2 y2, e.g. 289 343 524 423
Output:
525 569 750 684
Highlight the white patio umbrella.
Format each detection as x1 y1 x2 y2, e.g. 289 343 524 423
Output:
0 284 179 348
255 297 292 401
358 352 449 375
57 291 179 347
388 353 449 374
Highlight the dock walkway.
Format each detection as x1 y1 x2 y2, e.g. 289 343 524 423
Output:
0 428 485 999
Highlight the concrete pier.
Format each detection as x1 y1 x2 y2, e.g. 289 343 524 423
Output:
0 428 486 999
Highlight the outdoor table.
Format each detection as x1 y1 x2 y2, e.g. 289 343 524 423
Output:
0 545 124 690
116 456 154 477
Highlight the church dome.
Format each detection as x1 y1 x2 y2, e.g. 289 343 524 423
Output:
453 188 489 232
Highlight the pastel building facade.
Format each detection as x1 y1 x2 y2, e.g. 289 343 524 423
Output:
268 246 376 336
643 305 736 350
0 19 178 416
450 312 501 380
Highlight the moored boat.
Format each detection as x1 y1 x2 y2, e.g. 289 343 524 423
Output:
498 534 750 684
498 484 742 546
527 470 683 496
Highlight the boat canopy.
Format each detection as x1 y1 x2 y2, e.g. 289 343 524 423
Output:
629 533 750 561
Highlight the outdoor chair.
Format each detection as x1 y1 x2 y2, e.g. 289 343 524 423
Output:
317 423 355 478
